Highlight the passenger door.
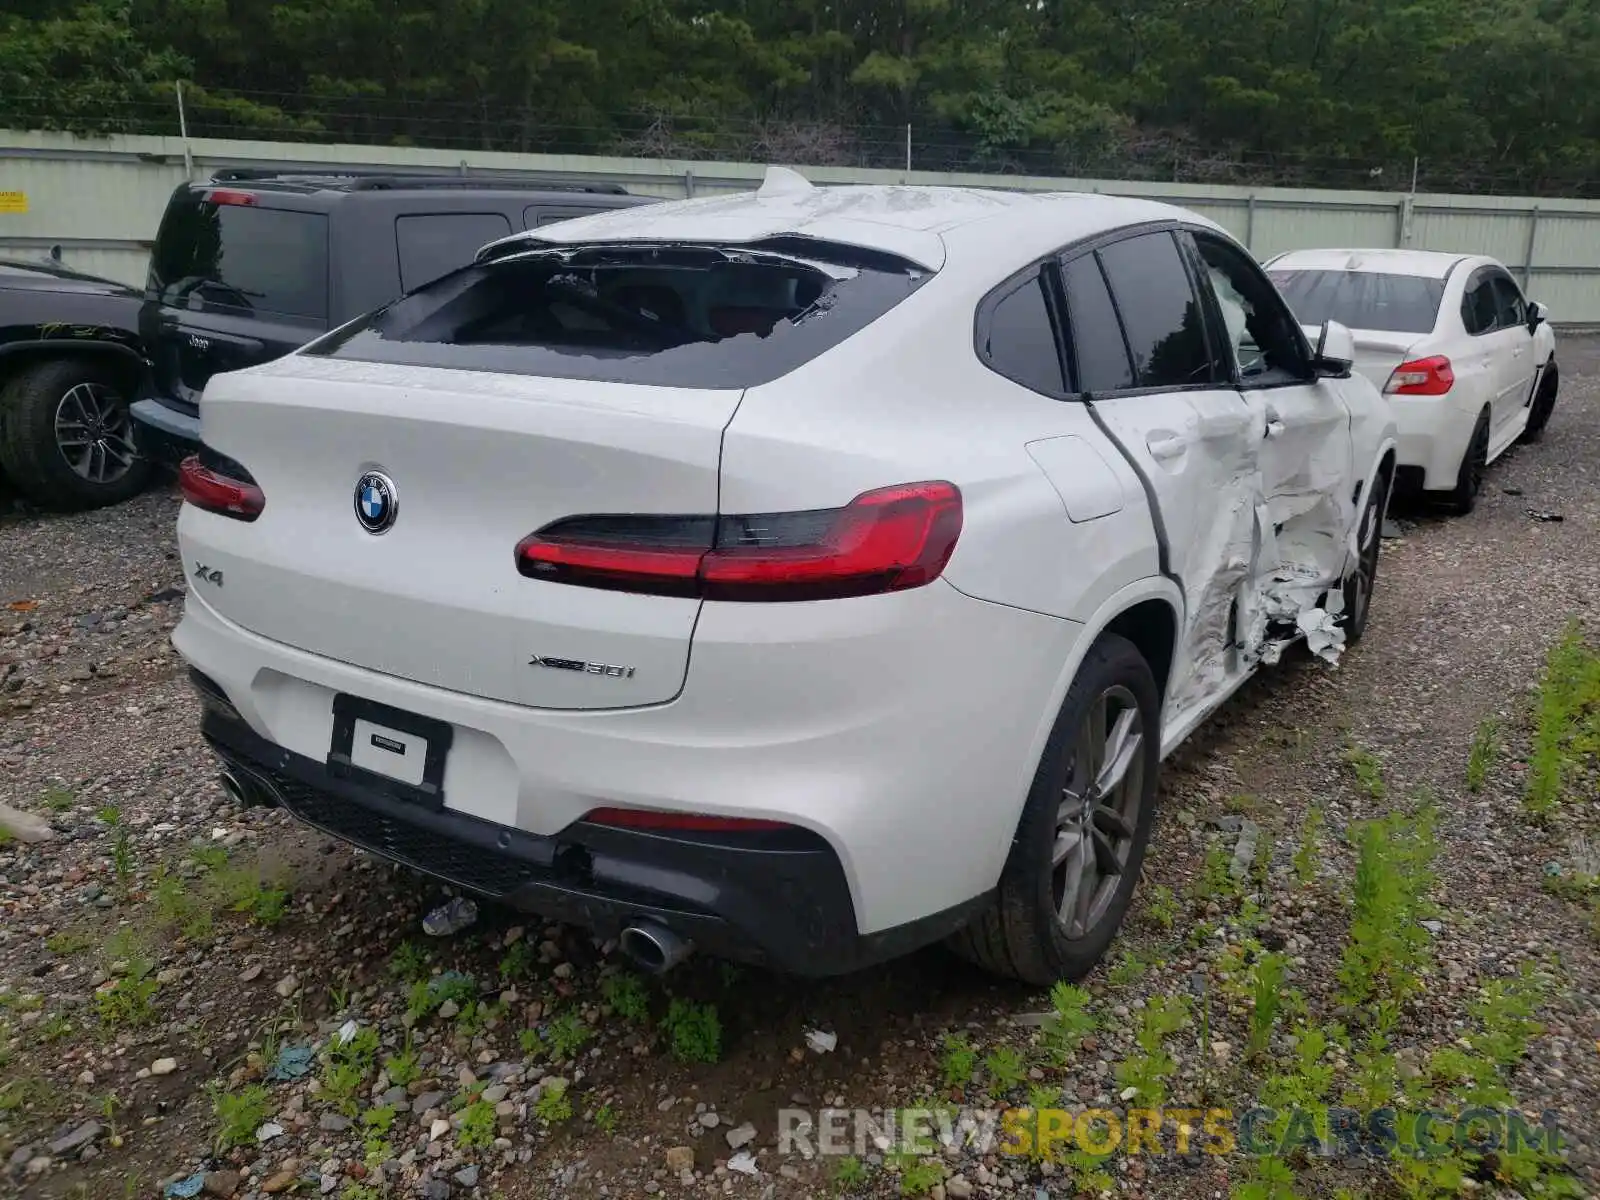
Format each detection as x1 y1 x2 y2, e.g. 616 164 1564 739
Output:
1183 231 1354 639
1059 231 1262 721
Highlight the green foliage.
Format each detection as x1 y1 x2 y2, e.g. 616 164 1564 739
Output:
6 0 1600 197
457 1098 498 1148
982 1046 1026 1091
602 972 651 1023
831 1154 868 1191
892 1156 944 1197
1527 623 1600 817
593 1103 617 1133
383 1034 420 1087
1142 884 1179 930
212 1084 272 1153
1293 805 1323 887
1344 742 1387 801
1337 804 1438 1019
1112 996 1188 1106
662 998 721 1064
388 941 429 981
1040 981 1096 1065
939 1033 977 1088
1466 716 1498 792
46 930 91 955
539 1011 592 1061
533 1079 573 1123
1247 952 1291 1058
406 972 477 1021
497 941 534 982
95 969 158 1029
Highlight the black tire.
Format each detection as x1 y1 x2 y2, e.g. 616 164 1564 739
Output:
1520 359 1559 443
1341 469 1389 645
1438 409 1489 516
947 632 1161 985
0 357 150 511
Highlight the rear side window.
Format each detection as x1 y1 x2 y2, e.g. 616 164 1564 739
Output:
1061 255 1134 392
303 243 930 389
524 206 602 228
1268 269 1445 335
1096 233 1215 389
979 272 1064 395
396 213 514 292
148 197 328 320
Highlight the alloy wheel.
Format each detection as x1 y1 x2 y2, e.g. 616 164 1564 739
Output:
1052 684 1146 939
54 382 137 484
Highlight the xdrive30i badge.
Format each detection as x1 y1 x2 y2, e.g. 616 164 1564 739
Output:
529 654 637 679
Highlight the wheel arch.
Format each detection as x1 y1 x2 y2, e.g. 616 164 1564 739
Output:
993 576 1182 871
0 340 147 401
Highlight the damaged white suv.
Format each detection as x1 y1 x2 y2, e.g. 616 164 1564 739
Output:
173 171 1397 986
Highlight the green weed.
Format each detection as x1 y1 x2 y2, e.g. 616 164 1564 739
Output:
388 940 430 982
534 1078 573 1123
940 1033 978 1088
1466 716 1498 793
1526 622 1600 818
593 1103 617 1134
1040 981 1096 1065
1111 996 1189 1107
46 930 91 955
41 787 75 812
1293 805 1323 887
983 1046 1027 1091
662 998 722 1064
1247 952 1292 1058
1143 883 1179 930
457 1098 498 1147
1336 804 1438 1021
383 1033 420 1087
602 972 651 1023
1345 741 1387 801
212 1084 272 1153
831 1155 868 1191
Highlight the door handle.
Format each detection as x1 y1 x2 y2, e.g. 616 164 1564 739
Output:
1146 432 1186 462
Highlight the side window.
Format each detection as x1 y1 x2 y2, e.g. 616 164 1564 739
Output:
978 271 1066 396
1189 233 1312 383
1491 274 1526 330
1461 275 1498 336
1096 232 1217 389
1060 254 1134 392
395 213 514 293
524 206 597 228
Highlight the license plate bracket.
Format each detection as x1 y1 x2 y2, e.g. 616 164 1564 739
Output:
327 694 453 811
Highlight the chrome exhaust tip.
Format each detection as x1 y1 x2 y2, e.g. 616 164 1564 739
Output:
618 921 694 974
217 769 248 807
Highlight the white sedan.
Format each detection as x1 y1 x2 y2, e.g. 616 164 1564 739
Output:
171 171 1396 985
1265 248 1558 513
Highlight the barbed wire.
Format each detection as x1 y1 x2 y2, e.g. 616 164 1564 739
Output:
4 88 1595 199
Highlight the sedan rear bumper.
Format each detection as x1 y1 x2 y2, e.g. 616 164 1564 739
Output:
196 674 989 975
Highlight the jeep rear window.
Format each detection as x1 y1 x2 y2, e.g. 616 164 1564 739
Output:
149 197 329 320
300 242 930 388
1267 269 1444 335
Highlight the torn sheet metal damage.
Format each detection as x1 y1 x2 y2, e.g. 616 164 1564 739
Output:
1165 403 1357 719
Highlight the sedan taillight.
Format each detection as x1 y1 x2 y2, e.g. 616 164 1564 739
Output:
1385 356 1455 396
515 481 963 602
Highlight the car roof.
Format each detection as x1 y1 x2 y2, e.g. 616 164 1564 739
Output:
1268 248 1481 279
478 174 1227 273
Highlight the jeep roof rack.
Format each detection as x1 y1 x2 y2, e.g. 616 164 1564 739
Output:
204 167 628 195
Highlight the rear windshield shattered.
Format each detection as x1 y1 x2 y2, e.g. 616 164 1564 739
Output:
301 243 931 388
1267 269 1445 335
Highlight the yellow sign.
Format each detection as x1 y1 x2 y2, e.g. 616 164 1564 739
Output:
0 191 27 214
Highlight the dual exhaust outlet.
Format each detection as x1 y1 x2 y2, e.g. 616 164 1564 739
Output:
219 764 696 974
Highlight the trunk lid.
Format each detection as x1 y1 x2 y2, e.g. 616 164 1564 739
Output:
1300 323 1420 391
192 354 738 710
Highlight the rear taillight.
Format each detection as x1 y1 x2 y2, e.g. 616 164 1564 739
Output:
515 481 963 602
1385 356 1455 396
206 189 258 207
179 448 265 521
583 806 792 833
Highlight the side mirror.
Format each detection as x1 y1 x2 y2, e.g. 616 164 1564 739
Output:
1528 300 1548 332
1312 320 1355 378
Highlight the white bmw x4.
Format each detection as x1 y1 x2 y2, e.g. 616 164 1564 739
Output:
173 171 1397 985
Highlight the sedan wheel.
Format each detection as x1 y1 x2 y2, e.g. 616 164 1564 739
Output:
1444 411 1490 516
0 357 151 511
1341 471 1388 644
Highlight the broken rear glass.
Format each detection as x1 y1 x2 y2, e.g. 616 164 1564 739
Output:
303 242 931 389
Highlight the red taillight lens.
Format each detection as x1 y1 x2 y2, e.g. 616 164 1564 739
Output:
515 481 963 602
1385 356 1455 396
179 450 265 521
206 189 258 207
583 806 792 832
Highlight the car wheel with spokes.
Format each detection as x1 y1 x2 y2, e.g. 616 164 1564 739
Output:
948 632 1161 985
0 357 151 511
1520 359 1559 443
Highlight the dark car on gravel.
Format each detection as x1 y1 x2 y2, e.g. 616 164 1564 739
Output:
0 257 153 511
131 169 655 459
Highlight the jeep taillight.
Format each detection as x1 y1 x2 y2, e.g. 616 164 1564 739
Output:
179 447 265 521
515 481 963 602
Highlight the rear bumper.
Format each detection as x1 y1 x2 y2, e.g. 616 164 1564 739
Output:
196 676 988 975
131 396 200 464
1388 396 1474 491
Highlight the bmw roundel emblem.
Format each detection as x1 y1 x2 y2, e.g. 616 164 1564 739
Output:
354 471 398 535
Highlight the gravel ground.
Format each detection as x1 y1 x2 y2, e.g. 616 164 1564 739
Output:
2 346 1597 1200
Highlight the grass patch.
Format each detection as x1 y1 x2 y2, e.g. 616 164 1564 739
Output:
661 998 721 1064
1336 803 1438 1024
1526 621 1600 818
1465 715 1499 793
41 786 75 813
46 930 92 956
1344 741 1387 802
